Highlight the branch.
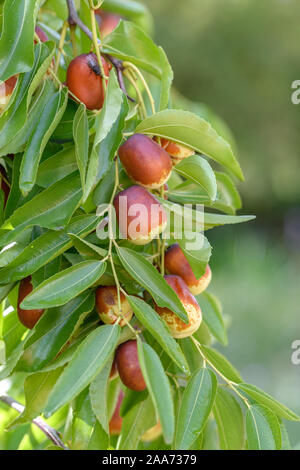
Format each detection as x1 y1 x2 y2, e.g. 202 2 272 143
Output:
66 0 134 101
0 395 68 450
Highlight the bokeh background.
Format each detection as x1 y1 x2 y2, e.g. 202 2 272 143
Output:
143 0 300 445
1 0 300 449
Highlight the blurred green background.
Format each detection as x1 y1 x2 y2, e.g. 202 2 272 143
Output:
143 0 300 445
1 0 300 449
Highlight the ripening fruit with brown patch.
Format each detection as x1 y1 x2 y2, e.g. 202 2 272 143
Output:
0 165 10 205
66 53 110 110
116 340 146 391
109 390 124 435
155 275 202 338
118 134 172 189
165 243 212 295
160 138 194 165
141 422 162 442
17 277 44 329
95 286 133 327
113 185 167 245
96 9 121 38
35 26 49 43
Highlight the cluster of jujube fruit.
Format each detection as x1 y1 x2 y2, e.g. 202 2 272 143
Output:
1 8 211 441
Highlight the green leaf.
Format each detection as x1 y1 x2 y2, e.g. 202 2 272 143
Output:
87 421 108 450
196 292 227 345
44 324 120 416
136 109 244 180
137 339 175 444
213 387 245 450
17 292 95 372
177 234 211 279
128 296 189 375
175 368 217 450
0 172 82 247
103 21 173 110
246 404 282 450
0 215 98 283
73 104 89 191
168 171 242 215
84 70 128 201
119 388 148 418
19 88 68 193
36 146 78 188
71 389 95 450
21 260 106 309
0 0 36 80
200 345 242 383
160 197 255 232
174 155 217 201
0 79 57 157
116 246 188 323
117 395 156 450
9 368 64 428
238 383 300 422
0 42 56 150
89 357 114 434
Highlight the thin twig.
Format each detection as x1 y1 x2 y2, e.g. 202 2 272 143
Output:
66 0 134 101
0 395 68 449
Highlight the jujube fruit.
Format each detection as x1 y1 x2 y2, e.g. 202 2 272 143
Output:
160 137 194 165
95 286 133 327
165 243 212 294
96 9 121 38
17 277 44 329
113 185 167 245
115 340 146 391
66 53 110 110
155 275 202 338
118 134 172 189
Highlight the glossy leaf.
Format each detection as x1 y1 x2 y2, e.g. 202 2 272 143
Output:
0 79 57 157
116 246 188 323
128 296 189 375
17 292 95 372
246 404 281 450
0 172 82 247
177 234 211 279
0 215 98 283
117 395 156 450
44 324 121 416
137 339 175 444
200 345 242 383
213 387 245 450
174 155 217 201
19 88 68 193
9 368 64 427
196 292 227 345
175 368 217 450
89 357 113 434
238 383 300 421
21 260 106 309
73 104 89 191
0 0 36 80
136 109 243 180
0 42 55 150
36 146 78 188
